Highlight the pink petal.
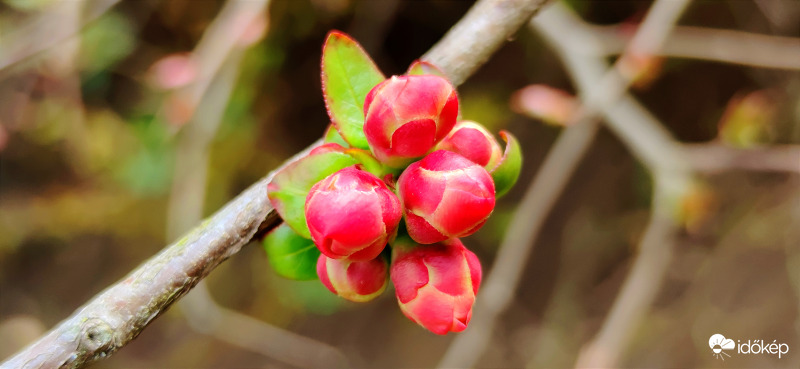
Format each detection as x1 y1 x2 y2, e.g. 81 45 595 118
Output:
424 245 470 296
420 150 475 172
317 256 336 294
401 288 454 335
431 187 495 237
441 127 493 166
435 91 459 141
464 246 482 295
346 239 386 262
391 255 429 304
405 212 448 244
390 118 436 157
398 163 446 215
347 257 387 295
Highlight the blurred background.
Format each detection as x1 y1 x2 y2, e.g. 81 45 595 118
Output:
1 0 798 368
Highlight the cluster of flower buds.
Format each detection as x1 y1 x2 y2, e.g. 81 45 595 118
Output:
264 31 521 335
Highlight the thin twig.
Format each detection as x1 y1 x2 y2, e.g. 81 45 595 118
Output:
588 24 800 71
437 108 602 369
438 1 692 367
683 143 800 173
164 1 347 366
0 0 122 73
0 0 552 367
533 2 695 367
573 177 677 367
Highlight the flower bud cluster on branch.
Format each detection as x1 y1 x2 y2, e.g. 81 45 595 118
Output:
263 31 522 334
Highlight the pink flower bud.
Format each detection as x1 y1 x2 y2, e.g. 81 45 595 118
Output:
436 120 503 169
391 238 482 335
363 75 459 167
305 166 402 261
397 150 495 244
317 254 388 302
511 84 577 126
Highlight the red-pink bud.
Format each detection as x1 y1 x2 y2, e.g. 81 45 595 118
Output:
317 254 388 302
397 150 495 244
391 238 482 335
363 75 459 167
306 166 402 261
436 120 503 169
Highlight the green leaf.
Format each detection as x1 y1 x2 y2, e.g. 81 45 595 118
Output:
263 223 320 280
321 31 385 150
267 144 359 237
323 123 349 147
490 130 522 198
406 60 447 78
344 148 385 178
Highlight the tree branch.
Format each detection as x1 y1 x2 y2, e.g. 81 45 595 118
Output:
588 24 800 71
0 0 552 367
422 0 552 85
0 0 122 74
683 143 800 173
439 0 692 366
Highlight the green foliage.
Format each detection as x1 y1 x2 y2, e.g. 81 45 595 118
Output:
79 11 136 76
323 124 349 146
491 131 523 198
406 60 447 78
267 147 359 238
116 117 175 196
321 31 385 150
263 223 320 280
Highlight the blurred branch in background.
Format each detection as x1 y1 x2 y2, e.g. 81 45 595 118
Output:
438 0 693 367
0 0 121 74
587 24 800 71
162 1 347 367
1 0 554 367
535 2 694 367
535 1 798 367
683 143 800 173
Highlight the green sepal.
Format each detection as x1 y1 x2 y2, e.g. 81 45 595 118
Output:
490 130 522 198
323 123 349 147
263 223 320 281
321 30 385 150
345 148 386 178
406 60 447 79
267 144 359 238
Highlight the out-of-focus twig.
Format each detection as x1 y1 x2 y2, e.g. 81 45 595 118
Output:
164 1 348 366
0 0 121 73
437 103 602 369
438 1 691 367
161 0 268 127
683 143 800 173
587 24 800 71
422 0 552 85
534 2 694 367
180 282 348 368
0 0 552 366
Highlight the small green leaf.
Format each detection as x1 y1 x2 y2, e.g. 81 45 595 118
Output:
345 148 385 178
321 31 385 150
406 60 447 78
267 144 359 237
490 130 522 198
323 123 349 146
263 223 320 280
